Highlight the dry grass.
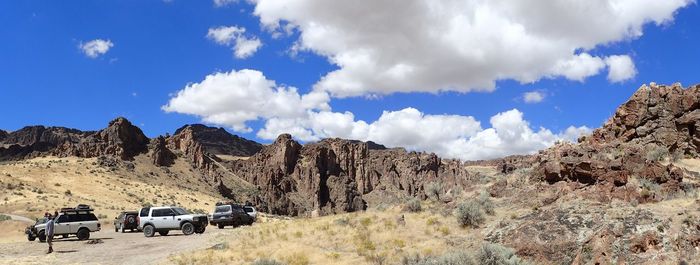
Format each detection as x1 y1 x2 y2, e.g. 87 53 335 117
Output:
0 156 227 240
169 202 487 265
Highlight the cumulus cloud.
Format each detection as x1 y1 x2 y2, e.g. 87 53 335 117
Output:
251 0 691 97
207 26 262 59
605 55 637 83
164 69 592 160
523 91 545 104
79 39 113 58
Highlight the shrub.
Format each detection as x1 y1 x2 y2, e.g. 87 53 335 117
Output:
406 198 422 212
425 182 443 201
456 200 484 228
476 243 530 265
0 214 11 222
400 251 475 265
478 192 495 215
646 145 669 162
251 259 285 265
64 190 72 196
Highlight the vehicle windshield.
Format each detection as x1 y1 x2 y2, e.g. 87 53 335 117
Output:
35 218 47 225
172 207 189 215
215 205 231 213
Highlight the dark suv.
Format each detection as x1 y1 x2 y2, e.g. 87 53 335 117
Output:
209 203 255 229
114 211 139 233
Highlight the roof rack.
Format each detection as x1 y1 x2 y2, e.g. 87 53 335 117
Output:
59 204 94 213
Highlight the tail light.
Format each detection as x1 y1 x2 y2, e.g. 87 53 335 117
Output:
136 216 140 225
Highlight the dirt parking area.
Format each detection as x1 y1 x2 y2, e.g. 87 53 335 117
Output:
0 226 233 265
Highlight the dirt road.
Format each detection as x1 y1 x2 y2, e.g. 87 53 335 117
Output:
0 226 234 265
0 213 34 223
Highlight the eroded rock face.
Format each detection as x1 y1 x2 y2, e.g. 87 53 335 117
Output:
231 134 470 216
172 124 263 157
0 130 7 142
150 136 175 167
533 83 699 199
0 118 148 160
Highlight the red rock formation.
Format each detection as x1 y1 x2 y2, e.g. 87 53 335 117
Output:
231 134 471 216
533 83 698 199
150 136 175 167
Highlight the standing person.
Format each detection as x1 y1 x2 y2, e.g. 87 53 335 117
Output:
45 213 55 254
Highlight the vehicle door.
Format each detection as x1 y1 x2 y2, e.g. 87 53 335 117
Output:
152 208 178 229
53 214 71 235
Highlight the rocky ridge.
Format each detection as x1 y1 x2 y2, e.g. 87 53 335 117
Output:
230 134 471 216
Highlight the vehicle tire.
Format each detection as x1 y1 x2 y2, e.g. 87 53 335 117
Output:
195 226 205 234
115 226 119 232
28 234 36 241
38 231 46 242
158 230 169 236
143 225 155 238
76 228 90 240
181 222 195 235
217 224 224 229
131 229 135 232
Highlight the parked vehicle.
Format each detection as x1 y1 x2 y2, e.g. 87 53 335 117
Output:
243 206 257 221
137 206 208 237
114 211 139 233
25 217 48 241
34 205 101 242
209 202 255 229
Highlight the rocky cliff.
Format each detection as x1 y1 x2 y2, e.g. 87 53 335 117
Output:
230 134 470 216
533 83 699 202
0 118 147 160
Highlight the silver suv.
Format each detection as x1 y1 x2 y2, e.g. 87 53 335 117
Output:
137 206 208 237
34 206 101 241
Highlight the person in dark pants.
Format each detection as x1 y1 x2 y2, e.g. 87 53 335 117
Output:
45 213 55 254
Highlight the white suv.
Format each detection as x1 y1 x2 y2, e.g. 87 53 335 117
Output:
137 206 208 237
34 206 101 242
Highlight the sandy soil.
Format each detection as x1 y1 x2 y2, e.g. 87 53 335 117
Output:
0 224 234 265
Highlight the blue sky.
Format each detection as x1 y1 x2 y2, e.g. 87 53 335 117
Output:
1 0 698 160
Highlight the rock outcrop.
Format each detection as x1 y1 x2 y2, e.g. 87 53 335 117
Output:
231 134 470 216
0 129 9 142
150 136 175 167
533 83 699 201
172 124 263 157
0 117 148 160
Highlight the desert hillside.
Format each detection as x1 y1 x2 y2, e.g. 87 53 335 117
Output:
0 83 699 264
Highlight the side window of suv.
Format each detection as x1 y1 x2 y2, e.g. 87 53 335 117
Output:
152 208 174 217
140 208 150 217
56 215 69 223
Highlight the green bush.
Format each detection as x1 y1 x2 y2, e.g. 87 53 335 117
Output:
477 243 530 265
406 198 422 212
478 192 495 215
456 200 484 228
0 214 11 222
425 182 443 201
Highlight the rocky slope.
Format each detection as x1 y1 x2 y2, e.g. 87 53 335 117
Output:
229 134 471 216
531 83 699 202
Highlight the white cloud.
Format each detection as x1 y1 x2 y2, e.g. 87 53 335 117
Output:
164 69 592 160
605 55 637 83
213 0 237 7
207 26 262 59
523 91 545 104
251 0 691 97
79 39 113 58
